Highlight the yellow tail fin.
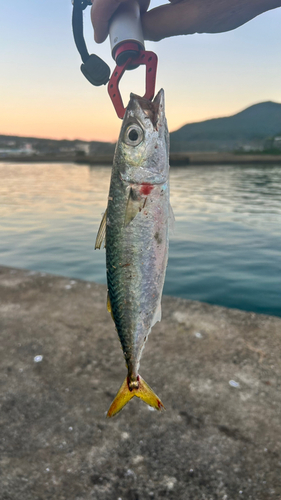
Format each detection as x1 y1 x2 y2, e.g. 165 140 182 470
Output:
107 375 165 418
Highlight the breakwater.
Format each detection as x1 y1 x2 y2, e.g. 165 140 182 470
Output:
2 152 281 166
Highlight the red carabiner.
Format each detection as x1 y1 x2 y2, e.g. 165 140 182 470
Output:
108 46 158 119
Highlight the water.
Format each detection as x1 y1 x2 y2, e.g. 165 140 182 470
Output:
0 162 280 317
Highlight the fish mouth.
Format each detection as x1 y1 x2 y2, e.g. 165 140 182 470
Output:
127 89 165 129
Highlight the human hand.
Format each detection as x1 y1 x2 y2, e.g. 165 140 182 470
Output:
91 0 150 44
91 0 281 43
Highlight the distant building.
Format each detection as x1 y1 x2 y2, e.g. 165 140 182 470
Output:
273 136 281 149
23 143 34 154
76 143 90 155
0 144 34 157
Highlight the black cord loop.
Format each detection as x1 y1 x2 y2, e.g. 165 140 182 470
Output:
72 0 110 86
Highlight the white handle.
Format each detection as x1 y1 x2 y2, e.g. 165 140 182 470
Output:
109 0 145 61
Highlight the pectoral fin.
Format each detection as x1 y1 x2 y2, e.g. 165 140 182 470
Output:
125 188 144 226
95 209 107 249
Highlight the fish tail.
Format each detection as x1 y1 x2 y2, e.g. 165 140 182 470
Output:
107 375 165 418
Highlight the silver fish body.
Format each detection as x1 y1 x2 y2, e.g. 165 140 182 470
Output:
96 89 171 416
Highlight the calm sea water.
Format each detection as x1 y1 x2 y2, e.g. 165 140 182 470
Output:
0 162 280 317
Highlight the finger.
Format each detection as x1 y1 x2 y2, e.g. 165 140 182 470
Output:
142 0 281 42
142 1 200 41
91 0 150 44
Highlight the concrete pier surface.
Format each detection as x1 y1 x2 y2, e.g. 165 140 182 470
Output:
0 265 280 500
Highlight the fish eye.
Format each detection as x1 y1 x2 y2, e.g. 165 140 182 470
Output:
124 124 143 146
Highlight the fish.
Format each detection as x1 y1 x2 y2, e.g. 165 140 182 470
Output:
95 88 172 417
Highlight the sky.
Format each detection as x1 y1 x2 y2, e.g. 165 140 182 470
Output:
1 1 281 142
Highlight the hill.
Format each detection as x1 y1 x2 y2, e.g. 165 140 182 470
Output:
170 101 281 152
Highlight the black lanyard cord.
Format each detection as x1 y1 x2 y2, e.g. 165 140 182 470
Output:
72 0 110 86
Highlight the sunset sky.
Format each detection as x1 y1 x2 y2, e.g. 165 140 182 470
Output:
1 1 281 142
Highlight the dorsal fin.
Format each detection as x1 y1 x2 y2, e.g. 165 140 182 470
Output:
151 302 162 327
95 209 107 249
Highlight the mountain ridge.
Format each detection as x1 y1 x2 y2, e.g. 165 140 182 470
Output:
170 101 281 152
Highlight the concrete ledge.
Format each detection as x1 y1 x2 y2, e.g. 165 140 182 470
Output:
3 152 281 166
0 265 280 499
